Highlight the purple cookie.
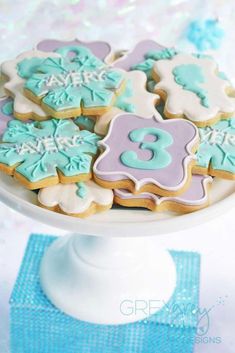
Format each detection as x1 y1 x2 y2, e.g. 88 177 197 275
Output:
112 39 165 71
93 114 199 196
36 39 112 62
0 97 14 135
114 175 212 212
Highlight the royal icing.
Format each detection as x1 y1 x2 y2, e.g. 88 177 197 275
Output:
38 180 113 215
25 49 125 116
0 97 14 135
196 118 235 175
75 116 95 132
1 50 60 119
0 119 100 183
152 53 235 123
37 39 113 63
114 175 212 209
94 114 199 193
94 70 160 135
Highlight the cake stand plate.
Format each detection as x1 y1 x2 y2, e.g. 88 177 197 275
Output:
0 172 234 324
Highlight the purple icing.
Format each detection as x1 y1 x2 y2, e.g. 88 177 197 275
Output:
94 114 198 190
113 40 165 71
36 39 112 61
114 175 209 203
0 97 13 135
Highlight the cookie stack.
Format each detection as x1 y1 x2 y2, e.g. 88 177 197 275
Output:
0 39 234 218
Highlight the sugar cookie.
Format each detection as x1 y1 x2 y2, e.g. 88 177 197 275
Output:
0 119 100 189
152 53 235 126
94 114 199 196
114 175 212 213
38 180 113 218
193 118 235 180
0 97 14 135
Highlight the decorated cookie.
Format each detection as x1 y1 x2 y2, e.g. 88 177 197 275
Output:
1 50 60 121
0 97 14 135
37 38 114 64
24 47 125 119
0 119 100 189
38 180 113 218
94 70 160 135
193 118 235 180
114 175 212 213
75 116 96 132
93 114 199 196
152 53 235 126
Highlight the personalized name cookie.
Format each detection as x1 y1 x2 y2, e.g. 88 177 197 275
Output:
94 70 160 135
0 119 100 189
24 46 126 119
1 50 60 120
94 114 199 196
114 175 212 213
152 53 235 126
194 118 235 180
38 180 113 218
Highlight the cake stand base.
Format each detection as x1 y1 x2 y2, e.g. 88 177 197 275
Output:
40 234 177 324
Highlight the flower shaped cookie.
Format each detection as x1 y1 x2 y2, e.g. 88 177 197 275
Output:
194 118 235 180
1 50 60 120
114 175 212 213
152 53 235 126
94 114 199 196
0 119 100 189
38 180 113 218
94 70 160 135
24 47 125 118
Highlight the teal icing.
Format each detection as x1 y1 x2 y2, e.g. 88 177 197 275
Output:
76 182 87 198
0 119 100 182
120 127 173 170
172 64 209 108
55 45 101 66
115 79 135 112
145 48 178 61
25 54 125 113
131 59 155 79
17 57 47 79
75 116 95 131
196 118 235 174
1 101 13 116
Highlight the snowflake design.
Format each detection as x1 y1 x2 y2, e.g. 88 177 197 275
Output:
24 48 125 117
196 118 235 177
0 119 100 187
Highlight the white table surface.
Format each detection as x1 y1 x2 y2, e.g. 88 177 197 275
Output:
0 202 234 353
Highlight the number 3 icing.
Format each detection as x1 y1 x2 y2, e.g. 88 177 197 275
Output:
94 114 199 195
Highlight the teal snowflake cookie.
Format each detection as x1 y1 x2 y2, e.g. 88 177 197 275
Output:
24 47 125 119
194 118 235 180
0 119 101 189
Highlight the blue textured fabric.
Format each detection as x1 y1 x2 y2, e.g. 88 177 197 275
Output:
10 234 200 353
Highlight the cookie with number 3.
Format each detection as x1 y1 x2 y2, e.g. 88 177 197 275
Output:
93 114 199 196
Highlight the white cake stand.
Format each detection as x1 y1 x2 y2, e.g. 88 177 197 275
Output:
0 171 234 325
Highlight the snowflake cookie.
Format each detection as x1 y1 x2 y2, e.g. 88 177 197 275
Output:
93 114 199 196
0 119 100 189
38 180 113 218
1 50 60 120
114 175 212 213
193 118 235 180
94 70 160 135
152 53 235 126
24 46 125 119
0 97 14 135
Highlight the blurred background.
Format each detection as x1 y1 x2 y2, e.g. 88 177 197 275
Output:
0 1 235 352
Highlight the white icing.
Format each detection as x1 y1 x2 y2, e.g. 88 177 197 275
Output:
1 50 60 119
93 115 199 192
94 70 161 135
46 70 106 88
114 176 212 207
15 135 84 155
153 53 235 122
199 127 235 146
38 180 113 214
